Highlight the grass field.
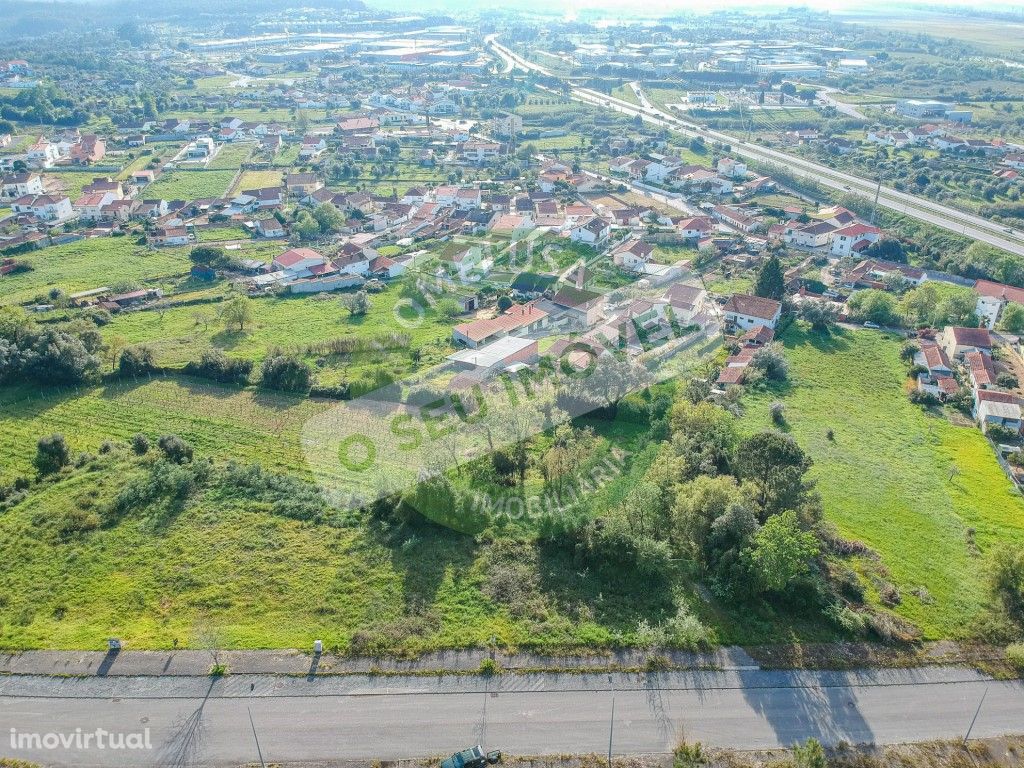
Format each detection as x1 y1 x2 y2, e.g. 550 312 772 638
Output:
100 284 453 365
146 170 238 201
196 225 251 242
206 143 254 170
739 324 1024 639
0 238 192 305
0 377 327 483
234 169 283 192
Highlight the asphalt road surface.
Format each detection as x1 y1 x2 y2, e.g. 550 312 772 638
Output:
2 668 1024 767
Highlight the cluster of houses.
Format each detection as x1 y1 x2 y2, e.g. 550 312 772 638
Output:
445 264 718 388
914 325 1024 438
865 124 1021 160
0 130 106 171
607 153 773 197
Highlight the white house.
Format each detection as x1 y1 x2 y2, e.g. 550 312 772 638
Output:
460 142 502 163
723 294 782 333
716 157 747 179
829 223 881 257
611 238 654 271
1 172 43 200
11 194 73 222
569 217 611 245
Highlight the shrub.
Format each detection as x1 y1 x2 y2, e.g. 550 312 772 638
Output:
131 433 150 455
259 353 312 393
1006 643 1024 672
34 434 71 476
478 658 501 676
792 737 828 768
770 401 786 425
673 741 707 768
183 349 253 385
157 434 194 464
118 345 156 377
988 544 1024 626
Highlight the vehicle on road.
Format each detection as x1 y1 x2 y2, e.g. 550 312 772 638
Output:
863 321 880 329
441 746 502 768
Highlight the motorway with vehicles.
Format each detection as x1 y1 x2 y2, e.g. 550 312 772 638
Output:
486 36 1024 259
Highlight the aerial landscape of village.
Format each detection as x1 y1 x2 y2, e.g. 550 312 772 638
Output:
2 0 1024 765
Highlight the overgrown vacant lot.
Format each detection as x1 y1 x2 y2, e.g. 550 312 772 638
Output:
0 238 192 305
99 285 456 385
740 325 1024 639
0 378 328 483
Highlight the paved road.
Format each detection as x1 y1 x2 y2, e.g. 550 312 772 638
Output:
485 38 1024 258
2 668 1024 767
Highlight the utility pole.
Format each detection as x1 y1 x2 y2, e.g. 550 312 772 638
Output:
870 176 881 225
248 707 267 768
606 696 614 768
962 684 989 747
607 673 616 768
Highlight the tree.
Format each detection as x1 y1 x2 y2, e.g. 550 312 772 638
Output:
118 345 156 377
312 203 346 234
749 342 788 381
847 289 898 326
340 290 370 317
104 335 127 371
260 353 312 393
158 434 194 464
799 302 838 332
222 296 255 332
34 433 71 476
735 431 811 518
753 255 785 301
436 298 463 320
673 475 743 566
865 239 906 263
988 543 1024 626
189 246 227 267
1001 303 1024 334
743 510 819 593
293 212 321 241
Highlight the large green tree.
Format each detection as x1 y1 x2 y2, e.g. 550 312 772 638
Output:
754 255 786 301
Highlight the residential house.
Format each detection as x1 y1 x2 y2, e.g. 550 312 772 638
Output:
1 172 43 200
914 340 959 398
569 217 610 245
965 350 997 390
716 157 747 179
940 325 993 360
285 173 323 198
973 279 1024 330
273 247 328 278
974 390 1023 435
783 219 836 249
611 238 654 271
460 142 502 163
151 227 190 247
11 194 73 222
452 301 549 348
723 294 783 333
255 218 286 238
829 223 882 257
843 258 926 289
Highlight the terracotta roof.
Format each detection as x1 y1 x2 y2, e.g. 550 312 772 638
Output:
724 294 782 321
974 279 1024 306
454 302 548 344
966 351 996 387
948 326 992 349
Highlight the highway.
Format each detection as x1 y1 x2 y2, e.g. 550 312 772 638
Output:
2 668 1024 766
485 36 1024 259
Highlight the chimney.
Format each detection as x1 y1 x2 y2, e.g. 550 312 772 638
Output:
575 261 585 290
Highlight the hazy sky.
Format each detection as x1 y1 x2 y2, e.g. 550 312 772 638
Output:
369 0 1024 14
